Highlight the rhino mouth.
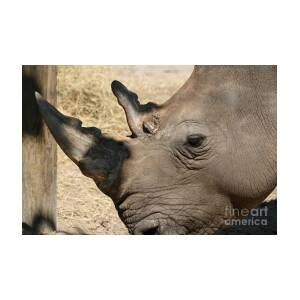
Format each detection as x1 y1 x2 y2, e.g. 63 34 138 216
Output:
132 219 161 235
131 217 189 235
117 191 227 235
116 194 190 234
120 203 228 235
118 204 199 235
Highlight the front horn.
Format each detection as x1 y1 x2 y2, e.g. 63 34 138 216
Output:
35 92 128 195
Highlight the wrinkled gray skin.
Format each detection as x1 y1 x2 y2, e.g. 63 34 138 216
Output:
36 66 277 234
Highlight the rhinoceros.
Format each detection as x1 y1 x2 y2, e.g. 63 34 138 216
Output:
36 65 277 234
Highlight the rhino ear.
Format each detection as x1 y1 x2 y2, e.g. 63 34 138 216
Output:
111 81 160 137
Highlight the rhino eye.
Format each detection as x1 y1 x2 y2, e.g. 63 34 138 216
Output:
186 134 205 147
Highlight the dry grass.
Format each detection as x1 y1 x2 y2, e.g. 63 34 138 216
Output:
56 66 277 234
56 66 193 234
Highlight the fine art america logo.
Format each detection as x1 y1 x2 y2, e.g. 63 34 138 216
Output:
224 206 268 226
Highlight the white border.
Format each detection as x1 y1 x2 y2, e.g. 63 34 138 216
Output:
1 0 299 299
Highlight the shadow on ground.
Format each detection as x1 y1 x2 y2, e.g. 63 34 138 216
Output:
22 213 87 235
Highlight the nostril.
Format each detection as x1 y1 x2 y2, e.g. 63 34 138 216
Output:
141 225 159 235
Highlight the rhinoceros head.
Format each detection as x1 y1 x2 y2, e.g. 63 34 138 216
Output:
36 66 276 234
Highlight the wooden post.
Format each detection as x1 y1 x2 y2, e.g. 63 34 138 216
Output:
22 66 57 234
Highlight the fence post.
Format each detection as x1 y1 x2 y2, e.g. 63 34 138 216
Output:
22 65 57 234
